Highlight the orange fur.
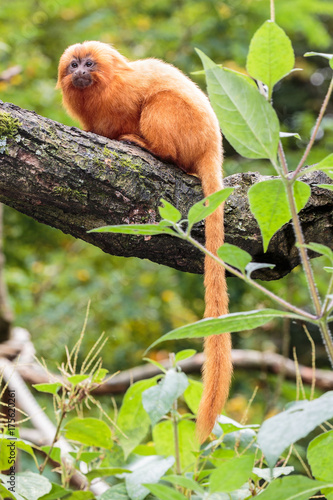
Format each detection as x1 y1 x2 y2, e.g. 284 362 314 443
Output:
57 41 232 442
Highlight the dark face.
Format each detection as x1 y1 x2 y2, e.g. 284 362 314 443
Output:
68 56 96 88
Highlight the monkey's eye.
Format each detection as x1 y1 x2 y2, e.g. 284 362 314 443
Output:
85 60 93 67
70 61 78 68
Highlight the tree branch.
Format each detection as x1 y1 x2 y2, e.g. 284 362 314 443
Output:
1 100 332 280
4 349 333 393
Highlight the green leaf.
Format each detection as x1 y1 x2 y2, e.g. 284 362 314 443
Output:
217 243 252 273
225 432 259 451
0 436 16 470
307 430 333 481
318 184 333 191
153 420 199 471
142 357 167 373
142 369 188 426
315 153 333 172
187 188 234 229
184 379 203 415
144 484 187 500
0 435 36 470
66 493 95 500
246 21 295 97
86 467 131 481
161 474 205 494
147 309 305 351
32 382 62 395
16 439 36 460
253 466 294 482
257 392 333 467
304 51 333 59
294 180 311 212
196 49 280 162
69 451 101 463
301 242 333 263
39 483 71 500
256 475 332 500
218 415 245 434
98 483 128 500
175 349 197 363
117 377 158 458
218 415 259 435
0 483 16 500
305 51 333 69
159 199 181 223
245 262 275 277
193 66 258 88
299 153 333 176
92 368 109 383
67 374 89 386
209 454 255 493
64 417 113 449
41 445 61 463
224 67 258 88
280 132 301 140
210 448 236 466
248 179 310 252
125 455 175 500
0 471 52 500
89 223 177 236
132 444 157 456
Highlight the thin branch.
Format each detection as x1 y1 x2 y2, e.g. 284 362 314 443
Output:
6 349 333 394
270 0 275 22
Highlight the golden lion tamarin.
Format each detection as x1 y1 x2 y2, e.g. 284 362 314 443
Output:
57 41 232 442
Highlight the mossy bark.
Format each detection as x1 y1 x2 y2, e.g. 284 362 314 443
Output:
0 100 332 281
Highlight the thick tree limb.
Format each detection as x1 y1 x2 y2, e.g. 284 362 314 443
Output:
0 101 332 280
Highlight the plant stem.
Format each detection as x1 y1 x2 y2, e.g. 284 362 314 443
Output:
270 0 275 22
168 352 181 475
321 271 333 316
303 324 316 400
172 403 181 475
283 177 322 317
185 233 317 321
319 320 333 367
39 410 66 474
277 139 322 317
293 76 333 178
278 142 288 173
278 136 333 364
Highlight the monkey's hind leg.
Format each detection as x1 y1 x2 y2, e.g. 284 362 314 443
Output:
117 134 152 150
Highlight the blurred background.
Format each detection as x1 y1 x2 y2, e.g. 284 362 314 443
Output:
1 0 333 421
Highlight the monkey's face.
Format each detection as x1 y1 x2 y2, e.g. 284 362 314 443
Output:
57 42 130 94
67 56 96 89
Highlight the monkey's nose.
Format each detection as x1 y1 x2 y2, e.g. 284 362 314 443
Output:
72 71 93 89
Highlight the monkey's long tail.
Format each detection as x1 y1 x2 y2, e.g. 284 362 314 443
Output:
195 166 233 443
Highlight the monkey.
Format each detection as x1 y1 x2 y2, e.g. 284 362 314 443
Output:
57 41 232 442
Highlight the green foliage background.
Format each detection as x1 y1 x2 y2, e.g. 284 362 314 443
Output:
1 0 333 415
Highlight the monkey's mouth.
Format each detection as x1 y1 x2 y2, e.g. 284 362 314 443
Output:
72 76 93 89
